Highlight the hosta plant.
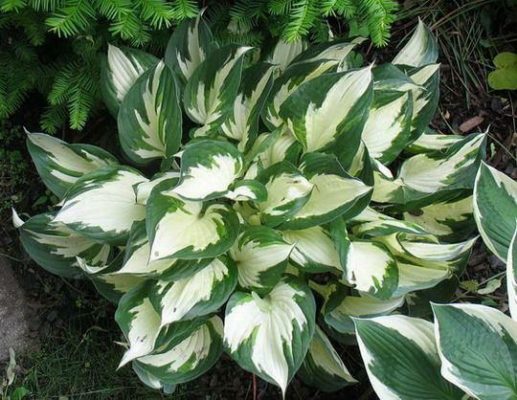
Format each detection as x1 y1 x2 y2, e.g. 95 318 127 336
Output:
15 17 491 395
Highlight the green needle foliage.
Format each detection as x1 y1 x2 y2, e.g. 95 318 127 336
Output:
0 0 398 134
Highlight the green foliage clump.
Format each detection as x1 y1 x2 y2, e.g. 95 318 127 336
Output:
0 0 198 133
17 15 515 398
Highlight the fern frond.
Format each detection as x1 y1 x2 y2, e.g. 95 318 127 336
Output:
0 0 27 12
94 0 133 20
40 104 68 134
355 0 398 46
136 0 175 29
282 0 317 41
171 0 197 20
268 0 291 15
45 0 95 37
28 0 64 11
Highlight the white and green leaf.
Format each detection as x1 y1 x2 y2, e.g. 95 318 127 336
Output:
361 90 413 164
323 286 405 336
135 316 223 385
18 212 110 278
473 162 517 262
173 140 244 201
221 63 276 151
116 282 162 367
297 325 357 392
118 61 182 164
342 240 399 299
280 66 373 152
229 226 293 293
224 277 316 395
283 226 342 273
280 153 372 229
183 45 251 136
101 45 158 116
164 14 217 84
403 196 475 241
355 314 464 400
267 39 306 72
53 166 147 244
150 257 237 327
255 162 313 227
392 19 438 68
26 132 117 198
432 303 517 400
146 179 240 260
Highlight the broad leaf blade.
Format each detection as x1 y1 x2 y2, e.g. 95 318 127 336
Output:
53 166 147 244
224 277 316 395
164 15 217 84
101 45 158 116
118 62 182 165
355 315 463 400
27 132 117 198
432 303 517 400
392 20 438 68
146 179 240 260
473 162 517 262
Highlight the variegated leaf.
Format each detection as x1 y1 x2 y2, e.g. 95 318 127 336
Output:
509 229 517 321
54 166 147 244
408 63 440 140
150 257 237 327
229 226 293 293
263 59 341 129
355 315 463 400
407 131 463 154
18 212 110 278
244 131 301 179
291 39 357 66
173 140 244 201
361 90 413 163
280 153 372 229
341 240 399 299
280 66 373 153
118 62 182 164
183 45 251 136
116 281 162 366
164 14 217 84
283 226 342 273
146 179 240 260
374 133 486 206
76 255 144 304
392 19 438 68
26 132 117 198
267 39 306 72
255 162 313 227
432 303 517 400
297 325 357 392
323 284 405 336
115 222 210 279
473 162 517 262
403 196 475 241
221 63 276 151
135 316 223 385
225 179 267 202
101 45 158 116
135 172 180 205
224 277 316 395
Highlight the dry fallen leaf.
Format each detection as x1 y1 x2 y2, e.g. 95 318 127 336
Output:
459 115 484 133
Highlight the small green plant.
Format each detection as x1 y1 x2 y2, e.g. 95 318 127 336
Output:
17 16 505 395
488 52 517 90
